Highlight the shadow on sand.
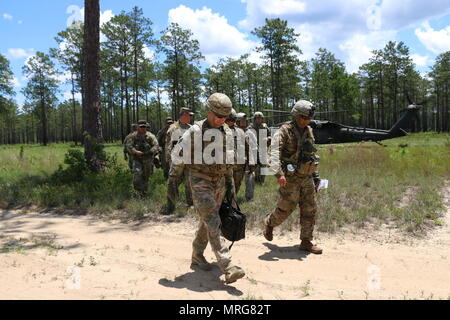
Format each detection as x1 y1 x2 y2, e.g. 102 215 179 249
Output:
258 242 310 261
158 264 243 296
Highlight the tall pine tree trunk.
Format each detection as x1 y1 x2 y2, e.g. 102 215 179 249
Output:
83 0 102 169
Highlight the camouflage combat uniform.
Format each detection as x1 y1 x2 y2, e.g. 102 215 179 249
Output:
166 120 193 207
242 126 257 201
125 129 160 195
157 121 173 179
229 123 256 196
247 115 271 185
264 119 320 242
171 93 245 283
123 125 138 171
172 118 234 269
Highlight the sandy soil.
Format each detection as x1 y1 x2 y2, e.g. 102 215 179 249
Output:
1 187 449 300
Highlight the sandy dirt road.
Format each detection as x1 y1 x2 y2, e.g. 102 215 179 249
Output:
1 188 449 300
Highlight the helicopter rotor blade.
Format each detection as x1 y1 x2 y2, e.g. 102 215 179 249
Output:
262 109 351 114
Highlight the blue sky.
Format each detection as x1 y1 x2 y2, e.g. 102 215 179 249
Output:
2 0 450 107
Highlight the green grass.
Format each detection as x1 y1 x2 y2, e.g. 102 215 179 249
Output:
239 132 450 235
1 133 449 234
0 142 166 220
0 233 63 255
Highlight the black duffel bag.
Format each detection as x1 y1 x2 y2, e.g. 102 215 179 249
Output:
219 200 246 249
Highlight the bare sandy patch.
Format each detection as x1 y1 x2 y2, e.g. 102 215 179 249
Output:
0 188 449 300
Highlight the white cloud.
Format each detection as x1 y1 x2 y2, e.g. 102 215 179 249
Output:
293 24 317 60
143 45 155 60
258 0 306 16
18 20 23 24
63 91 82 101
240 0 308 28
55 71 72 83
247 50 264 65
415 21 450 55
65 5 114 43
411 53 431 67
168 5 257 64
3 13 13 20
6 48 34 60
239 0 450 71
66 5 114 27
161 91 170 105
240 0 450 31
379 0 450 30
66 5 83 27
339 30 397 73
12 76 21 88
100 10 114 27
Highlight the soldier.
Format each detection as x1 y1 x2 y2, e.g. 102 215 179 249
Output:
157 117 174 179
236 113 257 201
123 124 138 171
125 120 160 196
226 111 256 197
162 108 194 215
248 112 271 185
171 93 246 284
263 100 322 254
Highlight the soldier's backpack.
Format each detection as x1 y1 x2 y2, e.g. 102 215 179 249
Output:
219 200 246 249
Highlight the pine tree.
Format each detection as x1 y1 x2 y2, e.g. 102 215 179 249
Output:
22 52 59 146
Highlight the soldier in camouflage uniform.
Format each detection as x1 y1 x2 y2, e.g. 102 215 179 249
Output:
248 112 271 185
157 117 174 179
162 108 194 215
236 113 258 201
226 111 256 197
125 120 160 196
263 100 323 254
123 124 138 171
171 93 246 284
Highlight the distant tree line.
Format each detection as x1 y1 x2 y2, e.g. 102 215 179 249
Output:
0 12 449 145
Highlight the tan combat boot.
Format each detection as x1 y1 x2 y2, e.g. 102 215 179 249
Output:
191 253 212 271
263 224 273 241
225 266 245 284
299 240 323 254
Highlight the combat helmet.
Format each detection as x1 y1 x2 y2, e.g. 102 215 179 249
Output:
227 108 237 122
206 93 232 117
291 100 315 119
179 107 194 116
165 117 174 124
253 111 264 118
138 120 148 128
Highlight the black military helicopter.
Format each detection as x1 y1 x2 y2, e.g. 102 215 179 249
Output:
264 99 422 145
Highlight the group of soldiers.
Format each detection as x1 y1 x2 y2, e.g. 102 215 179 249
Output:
123 93 322 284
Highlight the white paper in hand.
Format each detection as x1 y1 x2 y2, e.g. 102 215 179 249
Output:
318 179 329 190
